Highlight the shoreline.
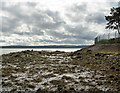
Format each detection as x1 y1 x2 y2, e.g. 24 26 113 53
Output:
0 48 82 56
1 44 120 92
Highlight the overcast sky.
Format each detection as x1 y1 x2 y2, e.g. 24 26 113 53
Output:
0 0 119 45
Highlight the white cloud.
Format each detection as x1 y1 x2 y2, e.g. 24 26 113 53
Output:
0 0 119 45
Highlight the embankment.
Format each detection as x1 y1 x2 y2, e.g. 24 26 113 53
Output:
80 43 120 53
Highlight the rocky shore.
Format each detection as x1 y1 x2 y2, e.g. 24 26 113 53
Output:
1 44 120 92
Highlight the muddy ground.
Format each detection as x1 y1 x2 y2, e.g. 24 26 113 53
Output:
1 48 120 92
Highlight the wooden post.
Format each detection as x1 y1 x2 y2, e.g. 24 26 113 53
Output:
99 35 101 41
115 31 116 38
103 34 105 39
95 37 98 44
108 33 110 39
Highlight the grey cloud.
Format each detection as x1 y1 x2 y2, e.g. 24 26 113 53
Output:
45 10 65 23
14 27 44 36
1 2 106 45
2 16 21 34
66 3 88 22
61 39 85 44
1 2 69 45
26 2 37 7
85 13 106 24
34 39 58 44
71 3 87 13
0 40 5 42
32 28 44 35
47 31 69 39
65 25 97 40
45 24 97 44
66 2 107 25
29 10 65 30
2 2 65 35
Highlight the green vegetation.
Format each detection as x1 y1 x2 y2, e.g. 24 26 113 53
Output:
98 39 109 44
97 38 120 44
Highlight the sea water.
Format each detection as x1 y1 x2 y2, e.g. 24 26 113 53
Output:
0 48 81 55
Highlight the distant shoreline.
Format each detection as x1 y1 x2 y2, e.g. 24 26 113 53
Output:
0 45 89 49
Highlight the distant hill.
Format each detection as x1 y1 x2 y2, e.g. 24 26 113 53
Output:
0 45 89 48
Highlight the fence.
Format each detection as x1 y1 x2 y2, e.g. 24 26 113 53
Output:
95 31 120 44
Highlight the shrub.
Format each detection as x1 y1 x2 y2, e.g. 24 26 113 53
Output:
98 39 109 44
97 38 120 44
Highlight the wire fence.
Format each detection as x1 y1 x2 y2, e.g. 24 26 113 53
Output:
95 31 120 44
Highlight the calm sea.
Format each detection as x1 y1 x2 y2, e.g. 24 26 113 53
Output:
0 48 81 55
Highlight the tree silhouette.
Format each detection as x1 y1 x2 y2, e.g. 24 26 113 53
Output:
105 7 120 36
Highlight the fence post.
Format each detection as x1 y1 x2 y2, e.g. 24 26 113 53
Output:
108 33 110 39
99 35 101 41
118 31 120 38
103 34 105 39
95 36 99 44
115 31 117 39
95 37 97 44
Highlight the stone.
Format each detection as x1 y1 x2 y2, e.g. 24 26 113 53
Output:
116 69 119 71
69 87 75 91
113 77 118 81
36 88 42 93
76 56 82 59
95 53 101 57
109 75 114 78
110 66 115 70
